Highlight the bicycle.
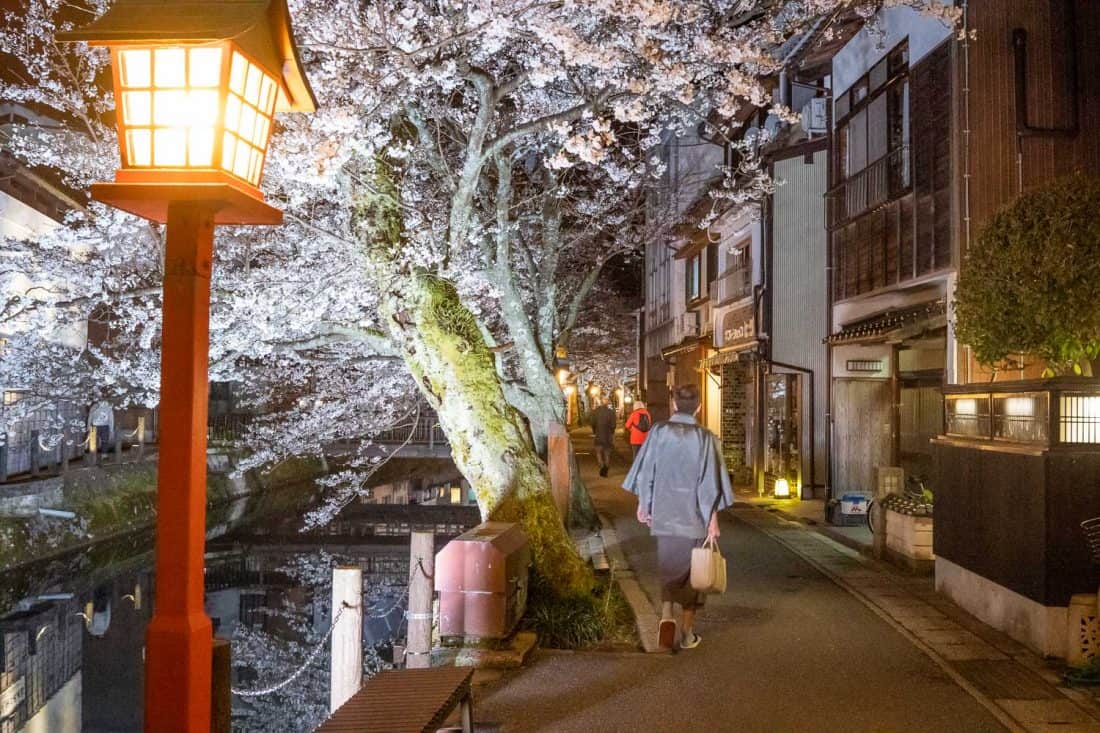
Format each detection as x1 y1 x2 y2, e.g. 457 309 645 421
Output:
867 475 929 533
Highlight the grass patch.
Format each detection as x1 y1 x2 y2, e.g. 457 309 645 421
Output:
522 570 638 650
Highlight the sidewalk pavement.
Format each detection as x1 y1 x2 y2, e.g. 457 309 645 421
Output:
735 492 875 556
473 426 1100 732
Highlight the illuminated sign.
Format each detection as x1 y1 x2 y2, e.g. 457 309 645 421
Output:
716 304 755 349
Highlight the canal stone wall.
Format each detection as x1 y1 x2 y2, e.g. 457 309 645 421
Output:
0 450 291 573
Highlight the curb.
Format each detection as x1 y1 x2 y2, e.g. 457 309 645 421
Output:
595 512 664 654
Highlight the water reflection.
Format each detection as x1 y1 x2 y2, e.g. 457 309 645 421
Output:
1 492 478 732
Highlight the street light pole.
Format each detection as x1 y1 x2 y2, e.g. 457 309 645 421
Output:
144 201 218 731
56 3 317 727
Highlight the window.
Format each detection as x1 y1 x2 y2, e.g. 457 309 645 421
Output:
686 253 702 302
829 40 951 302
706 243 719 287
833 40 910 183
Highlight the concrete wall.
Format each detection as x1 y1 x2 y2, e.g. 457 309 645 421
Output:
831 4 954 98
770 150 828 491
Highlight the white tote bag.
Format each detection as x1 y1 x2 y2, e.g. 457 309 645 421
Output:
690 536 727 594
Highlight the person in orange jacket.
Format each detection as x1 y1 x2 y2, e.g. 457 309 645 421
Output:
624 400 652 460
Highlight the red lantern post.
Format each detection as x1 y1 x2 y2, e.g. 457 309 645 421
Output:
58 2 315 729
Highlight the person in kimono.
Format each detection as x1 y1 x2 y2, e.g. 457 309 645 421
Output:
622 383 732 651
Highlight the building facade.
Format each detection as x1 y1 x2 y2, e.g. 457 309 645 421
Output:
930 0 1100 657
825 9 955 503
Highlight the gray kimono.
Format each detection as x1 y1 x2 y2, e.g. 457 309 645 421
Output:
622 413 733 538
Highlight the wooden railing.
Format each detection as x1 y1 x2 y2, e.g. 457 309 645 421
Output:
714 266 751 304
374 415 449 447
826 145 910 230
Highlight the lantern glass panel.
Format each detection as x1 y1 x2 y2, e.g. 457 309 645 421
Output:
117 46 225 170
153 48 186 87
188 127 215 167
119 49 151 87
121 91 151 126
153 128 186 166
189 48 222 87
127 129 152 166
221 50 278 186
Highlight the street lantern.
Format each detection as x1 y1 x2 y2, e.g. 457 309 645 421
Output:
774 478 792 498
58 3 315 731
58 0 316 225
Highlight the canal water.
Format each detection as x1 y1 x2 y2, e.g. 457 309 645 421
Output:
0 466 479 733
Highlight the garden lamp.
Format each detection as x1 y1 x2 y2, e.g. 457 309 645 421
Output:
57 3 315 731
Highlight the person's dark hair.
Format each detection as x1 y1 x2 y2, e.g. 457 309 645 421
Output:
672 384 700 414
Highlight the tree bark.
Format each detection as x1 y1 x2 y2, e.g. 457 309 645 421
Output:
377 272 592 597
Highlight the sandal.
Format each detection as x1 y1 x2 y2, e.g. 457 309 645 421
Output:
680 632 701 650
658 618 677 650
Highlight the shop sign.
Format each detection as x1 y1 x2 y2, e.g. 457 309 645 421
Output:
716 304 755 349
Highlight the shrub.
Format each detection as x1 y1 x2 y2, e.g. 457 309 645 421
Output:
522 570 636 650
954 174 1100 376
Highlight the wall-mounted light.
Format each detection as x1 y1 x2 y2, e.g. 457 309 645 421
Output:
1060 394 1100 444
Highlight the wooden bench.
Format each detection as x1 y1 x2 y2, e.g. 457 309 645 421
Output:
316 667 475 733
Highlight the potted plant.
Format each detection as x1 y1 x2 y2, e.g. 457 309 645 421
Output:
881 485 934 570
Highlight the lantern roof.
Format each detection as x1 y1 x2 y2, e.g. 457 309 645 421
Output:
56 0 316 114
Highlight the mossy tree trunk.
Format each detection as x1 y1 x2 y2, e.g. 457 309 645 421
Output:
376 274 592 597
355 159 593 597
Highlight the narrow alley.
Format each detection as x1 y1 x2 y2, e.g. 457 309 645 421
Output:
475 433 1090 733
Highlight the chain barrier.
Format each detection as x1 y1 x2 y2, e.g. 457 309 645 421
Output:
231 603 350 698
230 586 410 699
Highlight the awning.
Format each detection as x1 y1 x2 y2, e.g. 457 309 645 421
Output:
660 337 705 359
702 345 759 368
826 300 947 345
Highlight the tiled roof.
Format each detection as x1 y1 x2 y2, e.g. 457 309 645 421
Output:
826 300 947 345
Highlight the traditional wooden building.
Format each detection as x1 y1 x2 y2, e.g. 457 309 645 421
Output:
932 0 1100 658
824 8 955 509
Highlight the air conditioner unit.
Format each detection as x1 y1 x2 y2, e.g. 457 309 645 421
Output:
801 98 828 135
679 312 699 338
763 113 780 139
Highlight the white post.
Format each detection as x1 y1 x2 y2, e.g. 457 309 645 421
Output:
330 565 362 714
136 416 146 461
406 530 435 669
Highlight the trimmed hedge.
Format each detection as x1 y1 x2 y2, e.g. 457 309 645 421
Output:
955 174 1100 376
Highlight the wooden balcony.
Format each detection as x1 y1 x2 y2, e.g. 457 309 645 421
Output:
825 145 910 230
714 265 752 305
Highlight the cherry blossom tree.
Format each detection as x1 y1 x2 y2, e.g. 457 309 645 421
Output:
1 0 958 596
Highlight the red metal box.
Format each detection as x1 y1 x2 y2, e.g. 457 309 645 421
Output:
435 522 530 639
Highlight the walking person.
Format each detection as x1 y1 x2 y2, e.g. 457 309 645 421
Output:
624 400 652 460
589 396 617 477
622 384 732 651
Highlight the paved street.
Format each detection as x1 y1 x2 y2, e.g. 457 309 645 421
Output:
475 435 1010 732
